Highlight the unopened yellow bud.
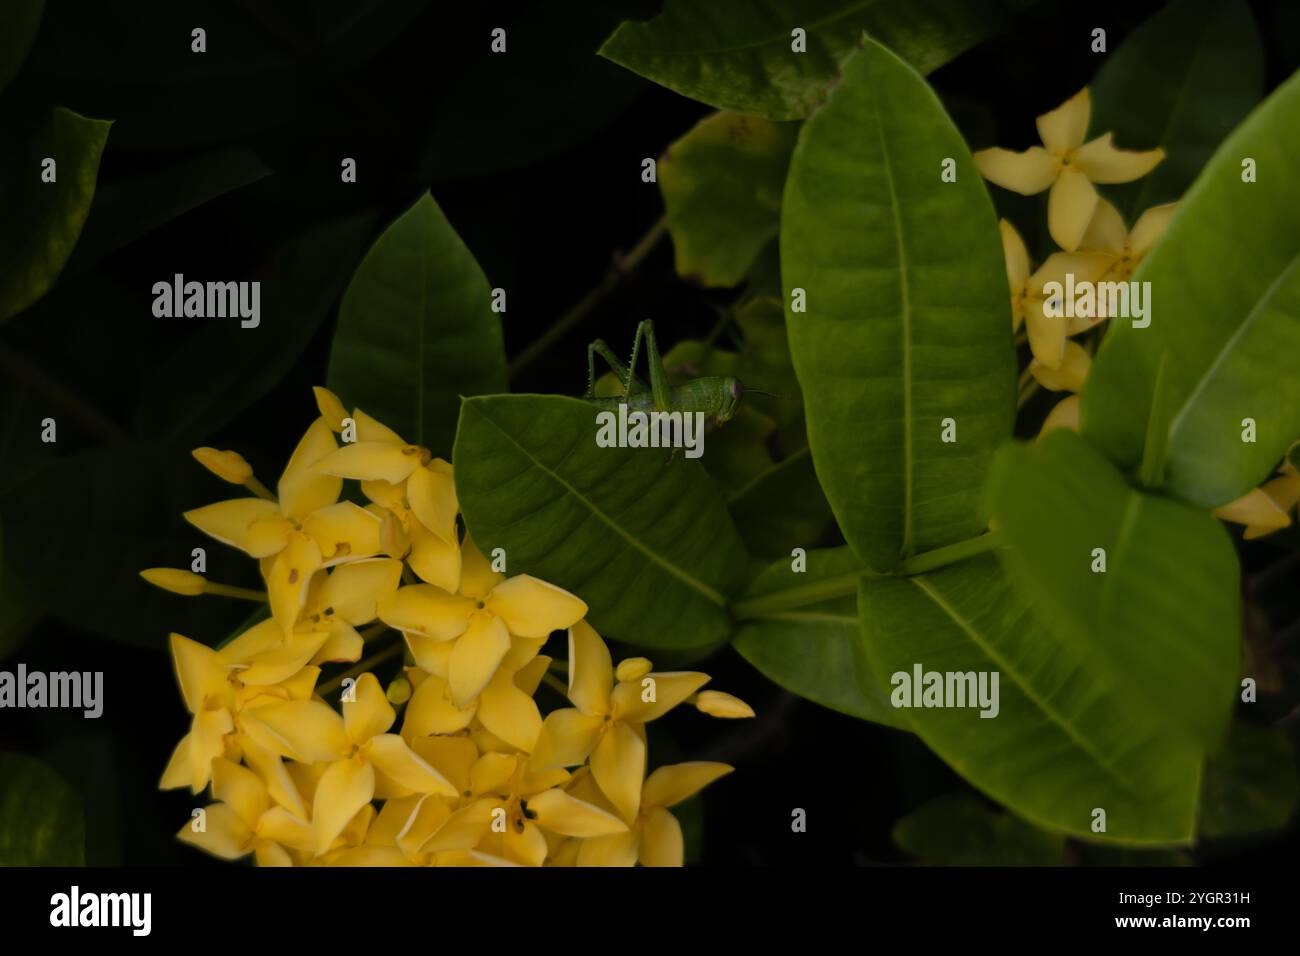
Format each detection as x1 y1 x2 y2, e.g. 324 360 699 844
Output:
386 676 412 705
141 567 207 597
616 657 653 682
313 386 349 432
695 690 755 719
192 447 253 485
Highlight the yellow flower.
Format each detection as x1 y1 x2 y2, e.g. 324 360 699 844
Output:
179 758 314 866
975 88 1164 251
1069 198 1177 332
694 690 755 719
1214 468 1300 539
380 536 587 709
238 673 457 854
531 621 709 822
1030 340 1091 394
570 761 734 867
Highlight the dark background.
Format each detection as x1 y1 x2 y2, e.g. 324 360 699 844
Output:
0 0 1297 866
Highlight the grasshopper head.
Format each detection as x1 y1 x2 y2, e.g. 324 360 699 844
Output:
716 377 745 424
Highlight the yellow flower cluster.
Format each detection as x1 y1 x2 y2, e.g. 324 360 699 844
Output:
144 388 752 866
978 87 1300 539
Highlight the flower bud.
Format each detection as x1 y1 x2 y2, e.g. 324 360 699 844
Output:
313 386 349 432
192 447 253 485
386 676 412 705
694 690 755 719
615 657 652 682
141 567 207 597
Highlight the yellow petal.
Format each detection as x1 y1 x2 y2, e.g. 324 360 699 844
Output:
503 820 549 867
404 632 453 678
421 799 495 853
513 653 552 696
1030 340 1091 393
313 386 349 432
159 734 191 790
1263 474 1300 513
310 621 364 665
531 709 605 770
475 668 543 753
395 795 453 858
694 690 756 719
1078 197 1127 255
141 567 207 596
458 535 504 599
407 463 459 545
486 575 587 639
1036 87 1090 154
353 407 406 445
639 806 684 867
1047 166 1098 252
403 672 477 738
267 532 323 634
362 478 406 511
643 761 733 809
1027 251 1115 294
301 501 383 566
567 620 613 715
191 447 253 485
218 618 283 667
241 699 349 763
611 671 711 724
178 803 252 860
470 752 519 796
313 755 376 855
408 736 479 795
183 498 292 558
278 418 343 520
255 806 315 852
315 441 422 484
1025 304 1068 370
1073 133 1164 184
448 614 512 707
235 631 329 686
577 830 640 867
1129 202 1177 258
242 738 309 819
170 633 229 714
972 146 1057 195
378 584 474 640
408 520 462 592
590 720 646 823
363 734 457 796
211 757 270 830
998 219 1030 291
344 673 395 746
526 789 627 837
1214 487 1292 539
1039 395 1081 437
189 707 234 793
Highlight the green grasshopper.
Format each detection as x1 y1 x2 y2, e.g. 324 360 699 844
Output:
582 319 748 430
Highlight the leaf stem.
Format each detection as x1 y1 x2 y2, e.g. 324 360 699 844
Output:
507 215 667 379
730 532 1003 620
0 341 130 445
203 583 269 602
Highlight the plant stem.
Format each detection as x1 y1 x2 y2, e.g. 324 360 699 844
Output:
203 583 269 602
507 215 668 379
0 341 130 445
730 532 1003 620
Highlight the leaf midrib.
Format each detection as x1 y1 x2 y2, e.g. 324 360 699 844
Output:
467 399 728 607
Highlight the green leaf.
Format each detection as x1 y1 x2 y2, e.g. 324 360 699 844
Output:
0 752 84 865
726 449 834 558
136 210 378 443
600 0 1034 120
986 430 1239 752
858 554 1206 843
734 546 904 727
733 294 806 450
1198 722 1299 839
328 193 507 458
0 0 43 95
0 107 111 324
893 793 1065 865
454 394 748 651
781 37 1014 571
1081 69 1300 508
659 112 797 287
1090 0 1264 219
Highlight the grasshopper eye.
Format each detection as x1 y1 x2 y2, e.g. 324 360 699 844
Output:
730 380 743 400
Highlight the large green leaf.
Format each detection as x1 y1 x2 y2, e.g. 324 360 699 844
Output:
659 111 797 287
1198 722 1299 839
1090 0 1263 219
328 193 507 458
0 107 111 323
986 430 1239 752
734 546 903 726
734 294 806 450
0 0 43 95
858 554 1206 843
726 449 833 558
0 752 84 865
781 37 1014 571
1081 70 1300 507
893 793 1065 865
454 394 748 650
136 211 378 443
600 0 1033 120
